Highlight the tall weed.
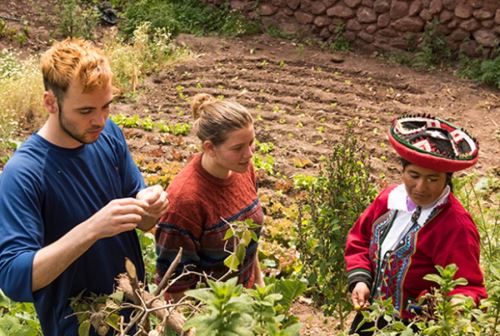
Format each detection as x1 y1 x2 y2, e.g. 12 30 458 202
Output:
57 0 100 40
0 51 44 161
104 22 190 96
296 125 377 329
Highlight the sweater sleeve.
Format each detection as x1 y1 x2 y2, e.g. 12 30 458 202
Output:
430 204 487 303
155 198 204 293
0 161 43 302
345 189 390 292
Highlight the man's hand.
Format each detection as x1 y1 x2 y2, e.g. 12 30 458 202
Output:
85 198 149 240
352 282 371 311
135 185 169 231
136 185 169 218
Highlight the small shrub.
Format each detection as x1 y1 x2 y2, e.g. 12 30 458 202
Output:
297 125 377 329
457 53 500 89
329 24 351 52
58 0 100 40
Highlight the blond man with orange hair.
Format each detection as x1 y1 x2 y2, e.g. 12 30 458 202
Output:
0 38 168 335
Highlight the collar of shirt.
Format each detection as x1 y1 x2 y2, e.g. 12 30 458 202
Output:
388 184 450 226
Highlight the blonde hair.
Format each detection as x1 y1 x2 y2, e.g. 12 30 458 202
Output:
191 93 253 146
40 38 112 102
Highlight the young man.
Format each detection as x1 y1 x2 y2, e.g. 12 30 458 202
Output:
0 38 168 335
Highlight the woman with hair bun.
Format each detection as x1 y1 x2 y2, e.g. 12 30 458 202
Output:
155 93 264 301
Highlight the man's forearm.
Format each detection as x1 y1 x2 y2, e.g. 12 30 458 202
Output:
31 222 97 292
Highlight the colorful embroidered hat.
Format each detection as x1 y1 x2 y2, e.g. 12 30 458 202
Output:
388 114 479 172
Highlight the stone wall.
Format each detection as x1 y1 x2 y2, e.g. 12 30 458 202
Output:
204 0 500 57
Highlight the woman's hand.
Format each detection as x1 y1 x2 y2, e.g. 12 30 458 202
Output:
351 282 371 310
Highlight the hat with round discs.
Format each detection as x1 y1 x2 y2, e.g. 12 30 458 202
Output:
388 114 479 172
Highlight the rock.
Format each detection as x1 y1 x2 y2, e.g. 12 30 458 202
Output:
470 0 482 9
230 1 247 11
366 24 377 33
473 9 494 20
409 0 422 17
460 40 480 57
460 18 480 31
390 1 409 19
429 0 442 15
358 31 375 42
259 4 278 16
362 0 374 6
294 11 314 24
330 54 345 63
314 16 332 27
327 5 355 18
455 3 472 19
481 19 494 28
357 7 377 23
374 0 390 13
443 0 457 11
378 27 399 37
322 0 337 6
347 19 363 31
473 29 499 47
439 10 454 23
320 27 331 38
419 9 432 21
449 28 469 42
377 13 391 27
448 19 458 29
392 17 425 32
310 2 327 15
496 9 500 25
287 0 300 10
345 0 362 8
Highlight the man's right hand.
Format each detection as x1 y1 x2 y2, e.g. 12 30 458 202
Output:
352 282 371 310
85 198 150 240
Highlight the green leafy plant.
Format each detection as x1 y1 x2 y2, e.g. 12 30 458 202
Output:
58 0 100 40
0 290 41 336
183 277 304 336
253 153 275 176
297 125 377 329
458 52 500 89
329 24 351 52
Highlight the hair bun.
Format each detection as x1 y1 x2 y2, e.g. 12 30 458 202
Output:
191 93 216 120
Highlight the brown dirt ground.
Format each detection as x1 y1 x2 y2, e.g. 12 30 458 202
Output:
1 2 499 335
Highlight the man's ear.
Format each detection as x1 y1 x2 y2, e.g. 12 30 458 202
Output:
43 91 58 114
202 140 215 156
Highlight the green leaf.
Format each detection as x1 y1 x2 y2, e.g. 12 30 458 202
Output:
78 320 90 336
224 254 240 271
224 229 234 240
236 244 246 262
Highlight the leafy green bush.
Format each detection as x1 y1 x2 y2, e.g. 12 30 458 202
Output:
120 0 261 38
58 0 100 39
457 53 500 89
0 290 41 336
296 125 377 329
184 277 304 336
345 264 500 335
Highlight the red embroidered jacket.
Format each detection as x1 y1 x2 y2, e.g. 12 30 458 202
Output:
345 185 487 319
